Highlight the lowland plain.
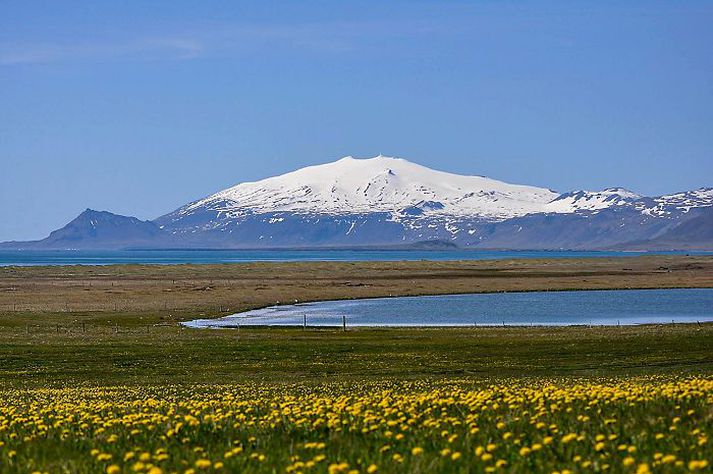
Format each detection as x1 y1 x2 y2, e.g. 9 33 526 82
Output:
1 256 712 473
0 255 712 386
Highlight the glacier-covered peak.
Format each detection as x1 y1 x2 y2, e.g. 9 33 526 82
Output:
168 156 703 224
181 155 560 220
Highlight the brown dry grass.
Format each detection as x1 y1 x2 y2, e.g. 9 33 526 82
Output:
0 255 711 326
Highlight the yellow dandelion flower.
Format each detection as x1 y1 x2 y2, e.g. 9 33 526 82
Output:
636 464 650 474
194 459 212 469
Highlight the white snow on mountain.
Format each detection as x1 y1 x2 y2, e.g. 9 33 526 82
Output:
182 156 560 221
173 156 711 224
544 188 641 213
635 188 713 216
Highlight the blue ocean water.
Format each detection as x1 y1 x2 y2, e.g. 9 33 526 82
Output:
0 249 708 266
184 288 713 328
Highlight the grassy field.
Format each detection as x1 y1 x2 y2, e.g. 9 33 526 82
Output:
0 325 712 387
0 256 712 472
1 377 710 473
0 256 711 386
1 255 712 327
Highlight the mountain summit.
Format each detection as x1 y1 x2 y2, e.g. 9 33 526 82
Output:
4 156 712 250
172 156 559 221
6 209 167 249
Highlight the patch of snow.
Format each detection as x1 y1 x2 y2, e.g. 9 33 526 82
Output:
645 188 713 215
545 188 641 213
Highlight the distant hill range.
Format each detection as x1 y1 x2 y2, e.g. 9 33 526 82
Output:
3 156 712 250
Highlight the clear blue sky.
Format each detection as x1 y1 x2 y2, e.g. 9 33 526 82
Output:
1 1 712 241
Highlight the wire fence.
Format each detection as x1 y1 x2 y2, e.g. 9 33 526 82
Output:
0 322 180 336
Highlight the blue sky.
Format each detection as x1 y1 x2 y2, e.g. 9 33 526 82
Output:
1 1 712 241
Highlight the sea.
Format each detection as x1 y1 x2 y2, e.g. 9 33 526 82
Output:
0 249 709 266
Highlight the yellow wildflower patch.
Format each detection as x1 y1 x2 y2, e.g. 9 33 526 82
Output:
0 377 709 472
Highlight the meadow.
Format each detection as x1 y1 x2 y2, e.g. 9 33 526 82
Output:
0 257 712 472
2 256 712 326
1 377 711 473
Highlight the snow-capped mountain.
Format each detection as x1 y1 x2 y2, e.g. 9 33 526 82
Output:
4 156 712 250
173 156 559 221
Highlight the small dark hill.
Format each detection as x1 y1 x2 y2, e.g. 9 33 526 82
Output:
0 209 171 250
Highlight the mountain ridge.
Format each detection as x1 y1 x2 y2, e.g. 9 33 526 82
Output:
3 156 712 250
168 156 560 221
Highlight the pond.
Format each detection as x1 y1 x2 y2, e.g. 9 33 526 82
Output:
183 288 713 328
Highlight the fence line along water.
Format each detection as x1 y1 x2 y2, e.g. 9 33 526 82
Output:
183 288 713 328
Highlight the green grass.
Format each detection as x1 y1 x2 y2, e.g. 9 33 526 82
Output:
0 321 711 387
1 377 710 473
1 257 711 386
1 259 712 472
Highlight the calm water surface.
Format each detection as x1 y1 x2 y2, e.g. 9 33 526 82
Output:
0 249 708 266
184 289 713 328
